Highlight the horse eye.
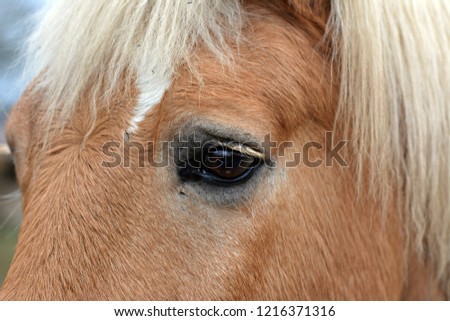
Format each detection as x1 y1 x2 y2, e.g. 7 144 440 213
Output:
178 146 261 186
203 148 255 180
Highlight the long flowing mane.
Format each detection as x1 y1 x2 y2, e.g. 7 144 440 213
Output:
24 0 450 294
328 1 450 293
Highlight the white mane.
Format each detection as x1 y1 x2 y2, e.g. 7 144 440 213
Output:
329 0 450 292
25 0 243 129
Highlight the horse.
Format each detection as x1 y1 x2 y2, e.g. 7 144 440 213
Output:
0 0 449 300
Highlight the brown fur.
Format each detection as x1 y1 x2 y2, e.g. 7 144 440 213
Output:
0 1 444 300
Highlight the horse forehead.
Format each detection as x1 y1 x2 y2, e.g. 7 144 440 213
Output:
134 29 326 137
61 5 326 141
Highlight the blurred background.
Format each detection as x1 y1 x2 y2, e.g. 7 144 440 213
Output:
0 0 45 287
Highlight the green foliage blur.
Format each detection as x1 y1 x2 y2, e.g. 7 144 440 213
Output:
0 174 21 287
0 228 19 286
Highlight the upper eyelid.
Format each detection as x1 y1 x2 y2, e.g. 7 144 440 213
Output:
185 121 261 144
180 122 265 159
213 141 264 159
